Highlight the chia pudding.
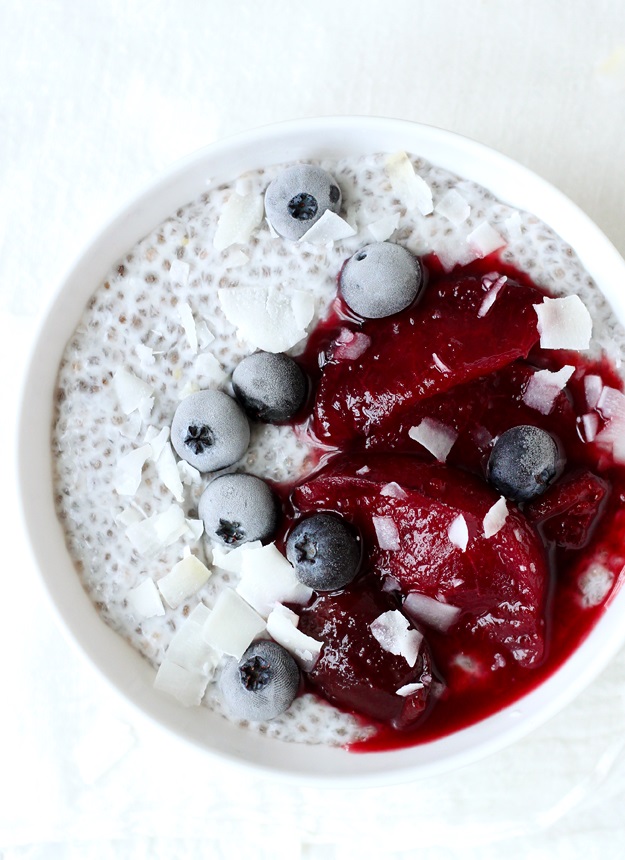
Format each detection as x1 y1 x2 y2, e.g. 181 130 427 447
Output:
52 151 625 750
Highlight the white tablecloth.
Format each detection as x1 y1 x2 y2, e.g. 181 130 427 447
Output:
3 1 625 856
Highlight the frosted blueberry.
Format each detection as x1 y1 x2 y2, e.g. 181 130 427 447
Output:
487 425 562 503
264 165 342 240
339 242 423 319
219 640 300 721
198 472 278 547
286 513 361 592
232 351 307 423
171 389 250 472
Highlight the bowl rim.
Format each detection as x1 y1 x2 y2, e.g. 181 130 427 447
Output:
17 115 625 786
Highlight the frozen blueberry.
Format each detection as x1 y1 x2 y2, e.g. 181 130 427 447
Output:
171 389 250 472
286 513 361 592
264 165 342 240
339 242 423 319
232 352 307 423
487 425 562 503
219 640 300 722
198 473 278 547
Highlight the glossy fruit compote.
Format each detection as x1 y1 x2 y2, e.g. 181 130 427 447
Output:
282 253 625 752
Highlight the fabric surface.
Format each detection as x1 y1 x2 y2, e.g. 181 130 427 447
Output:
2 0 625 856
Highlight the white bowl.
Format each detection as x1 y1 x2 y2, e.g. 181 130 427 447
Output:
17 116 625 785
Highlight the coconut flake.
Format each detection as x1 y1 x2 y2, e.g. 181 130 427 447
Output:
333 328 372 361
119 410 143 441
435 189 470 225
195 352 228 388
165 605 218 674
177 302 198 353
372 515 401 551
144 425 170 460
153 662 209 707
127 578 165 618
184 518 204 543
584 374 604 410
113 369 154 415
478 274 507 318
236 542 313 618
403 592 462 633
432 352 451 373
266 604 323 671
202 588 266 659
448 514 469 551
157 554 212 609
211 540 263 575
299 210 357 245
396 682 425 697
169 258 190 286
115 506 144 527
483 496 509 538
408 418 458 462
178 460 202 487
522 365 575 415
595 386 625 461
224 248 249 269
218 285 314 353
385 152 433 215
213 192 264 251
125 504 187 555
467 221 507 257
367 212 400 241
196 321 215 349
504 211 523 241
380 482 408 500
533 295 592 350
114 444 152 496
136 343 156 367
581 412 600 443
370 610 423 667
355 465 370 475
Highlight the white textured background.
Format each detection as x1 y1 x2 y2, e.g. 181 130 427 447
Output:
2 1 625 857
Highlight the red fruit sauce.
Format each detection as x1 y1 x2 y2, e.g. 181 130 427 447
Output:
278 254 625 752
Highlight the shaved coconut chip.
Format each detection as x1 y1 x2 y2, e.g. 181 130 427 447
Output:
166 605 218 674
178 302 198 353
202 588 265 659
523 365 575 415
396 682 424 697
184 518 204 543
370 610 423 667
432 352 451 373
211 540 263 574
144 425 170 459
595 387 625 462
136 343 155 367
114 444 152 496
224 248 249 269
113 369 154 415
178 460 202 487
299 209 357 245
385 152 433 215
218 285 314 353
127 578 165 618
138 396 154 423
169 258 190 286
236 542 312 618
367 212 400 241
597 385 625 419
196 321 215 349
578 563 614 607
581 412 600 443
179 380 200 400
584 374 604 410
153 662 209 707
380 482 408 500
467 221 506 257
119 410 142 440
235 175 253 196
195 351 228 387
158 553 212 609
483 496 509 538
334 328 372 361
504 211 523 240
448 514 468 551
115 506 144 527
372 515 401 551
153 441 184 502
408 417 458 462
125 504 187 555
403 592 462 633
478 275 507 318
533 295 592 350
213 192 264 251
266 604 323 671
356 465 370 475
435 189 470 225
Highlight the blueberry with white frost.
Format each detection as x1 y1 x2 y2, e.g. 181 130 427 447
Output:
219 640 300 721
171 389 250 472
264 165 342 240
232 351 307 423
487 424 562 503
286 513 361 591
198 472 278 547
339 242 423 319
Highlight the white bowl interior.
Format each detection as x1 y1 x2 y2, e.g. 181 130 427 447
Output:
18 117 625 785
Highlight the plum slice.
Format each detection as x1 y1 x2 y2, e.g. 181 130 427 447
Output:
313 272 542 444
292 455 549 668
